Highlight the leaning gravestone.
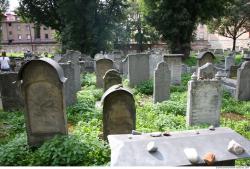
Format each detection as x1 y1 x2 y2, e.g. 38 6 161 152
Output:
96 58 114 88
236 61 250 101
18 58 68 147
197 63 215 79
128 53 150 87
0 72 24 111
101 85 136 140
186 72 222 127
153 62 171 103
60 62 77 106
164 54 183 85
197 51 215 67
103 69 122 92
59 50 81 92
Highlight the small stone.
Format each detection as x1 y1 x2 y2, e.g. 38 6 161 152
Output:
132 130 142 135
150 132 162 137
163 132 171 136
209 125 215 131
147 141 158 153
184 148 199 164
128 135 133 139
227 140 245 155
203 152 216 165
196 131 200 134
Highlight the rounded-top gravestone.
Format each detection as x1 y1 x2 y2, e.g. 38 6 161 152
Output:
103 69 122 92
18 58 68 147
96 58 114 88
197 51 215 67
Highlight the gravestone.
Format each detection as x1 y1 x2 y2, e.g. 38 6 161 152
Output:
164 54 183 85
60 62 77 106
186 73 222 127
197 51 215 67
103 69 122 92
225 55 235 71
128 53 150 87
149 54 164 78
153 62 171 103
101 85 136 140
229 65 239 78
96 58 114 88
122 56 128 77
197 63 215 79
236 61 250 101
0 72 24 111
59 50 81 92
18 58 68 147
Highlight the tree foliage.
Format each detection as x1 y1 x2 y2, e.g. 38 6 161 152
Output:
143 0 232 59
18 0 127 56
0 0 8 13
207 0 250 51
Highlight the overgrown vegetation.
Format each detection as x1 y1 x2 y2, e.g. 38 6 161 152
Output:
0 73 249 166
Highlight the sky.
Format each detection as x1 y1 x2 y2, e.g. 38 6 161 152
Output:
9 0 19 11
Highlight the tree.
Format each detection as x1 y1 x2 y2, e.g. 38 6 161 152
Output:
18 0 127 56
207 0 250 51
0 0 8 13
143 0 232 59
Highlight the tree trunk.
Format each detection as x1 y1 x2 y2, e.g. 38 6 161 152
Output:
232 37 236 51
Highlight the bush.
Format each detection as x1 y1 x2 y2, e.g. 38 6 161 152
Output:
135 80 153 95
184 55 197 67
81 73 96 87
0 134 31 166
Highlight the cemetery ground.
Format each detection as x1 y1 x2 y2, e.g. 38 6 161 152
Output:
0 73 249 166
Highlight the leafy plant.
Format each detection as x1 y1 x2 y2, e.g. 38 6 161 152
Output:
135 80 153 95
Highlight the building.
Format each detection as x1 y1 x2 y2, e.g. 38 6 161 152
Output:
193 24 250 50
0 12 61 54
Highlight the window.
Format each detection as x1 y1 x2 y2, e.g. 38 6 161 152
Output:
9 31 12 35
43 27 48 30
17 25 21 31
26 25 30 31
45 34 49 39
34 25 41 39
8 23 12 27
18 34 22 40
26 34 31 40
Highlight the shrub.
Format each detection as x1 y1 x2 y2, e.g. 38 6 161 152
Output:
135 80 153 95
81 73 96 87
184 55 197 67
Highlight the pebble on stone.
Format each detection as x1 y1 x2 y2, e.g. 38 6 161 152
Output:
128 135 133 139
184 148 199 164
227 140 245 155
132 130 142 135
203 152 216 165
163 132 171 136
150 132 162 137
209 125 215 131
147 141 158 153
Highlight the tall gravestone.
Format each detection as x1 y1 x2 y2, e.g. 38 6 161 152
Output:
103 69 122 92
153 62 171 103
96 58 114 88
59 50 81 92
18 58 68 147
60 62 77 106
197 63 215 79
225 54 235 71
101 85 136 140
197 51 215 67
186 73 222 127
236 61 250 101
128 53 150 87
164 54 183 85
149 54 164 78
0 72 24 111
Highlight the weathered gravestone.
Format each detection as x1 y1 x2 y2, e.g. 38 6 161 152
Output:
164 54 183 85
18 58 68 147
229 65 239 78
197 51 215 67
96 58 114 88
60 62 77 106
153 62 171 103
103 69 122 92
101 85 136 140
149 54 164 78
225 54 235 71
197 63 215 79
236 61 250 101
128 53 150 87
122 56 128 77
0 72 24 111
186 72 222 127
59 50 81 92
